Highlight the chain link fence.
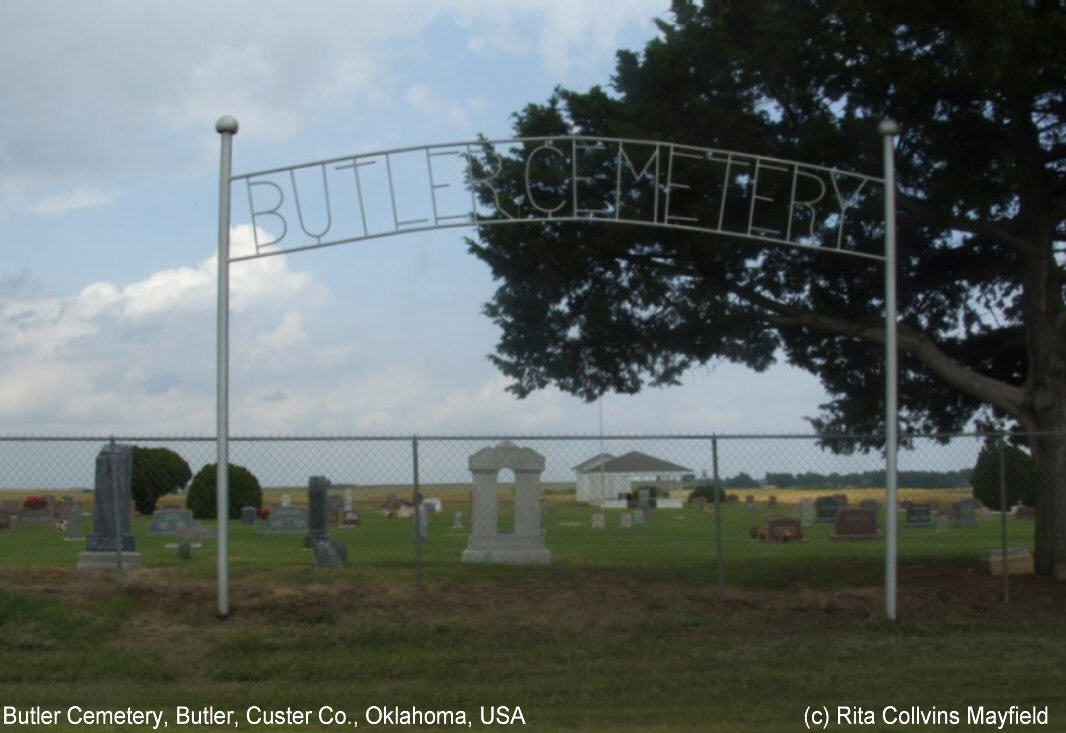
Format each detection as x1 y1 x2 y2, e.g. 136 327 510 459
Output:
0 432 1053 602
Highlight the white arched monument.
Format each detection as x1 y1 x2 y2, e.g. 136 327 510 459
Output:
462 441 550 565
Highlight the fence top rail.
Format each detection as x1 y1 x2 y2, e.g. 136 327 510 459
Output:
0 431 1061 442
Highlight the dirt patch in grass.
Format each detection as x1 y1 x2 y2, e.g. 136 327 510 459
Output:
3 561 1062 632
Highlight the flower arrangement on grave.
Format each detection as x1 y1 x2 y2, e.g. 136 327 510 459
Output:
22 496 48 510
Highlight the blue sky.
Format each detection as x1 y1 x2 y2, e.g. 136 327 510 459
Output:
0 0 833 437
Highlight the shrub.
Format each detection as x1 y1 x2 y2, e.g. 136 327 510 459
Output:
131 446 192 515
687 480 729 504
185 463 263 520
970 443 1036 510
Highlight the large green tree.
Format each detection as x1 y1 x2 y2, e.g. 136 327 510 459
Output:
467 1 1066 576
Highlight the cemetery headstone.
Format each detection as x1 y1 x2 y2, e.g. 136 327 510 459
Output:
381 494 402 518
451 510 463 530
326 493 343 515
832 494 849 507
765 515 802 542
281 493 291 507
637 488 652 512
462 441 550 565
149 508 195 535
240 506 257 525
905 503 934 528
18 504 54 527
260 506 309 533
768 495 778 507
305 475 331 548
815 496 840 523
632 509 645 526
953 498 978 528
343 488 353 512
830 508 881 540
858 499 880 523
78 443 142 570
65 504 85 540
591 513 606 530
1014 505 1036 520
619 512 633 529
312 538 347 568
935 514 950 533
799 498 816 527
340 510 361 527
423 498 443 513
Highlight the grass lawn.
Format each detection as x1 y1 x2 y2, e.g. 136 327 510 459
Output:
0 495 1063 732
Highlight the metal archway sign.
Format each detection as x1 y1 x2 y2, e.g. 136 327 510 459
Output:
213 116 900 618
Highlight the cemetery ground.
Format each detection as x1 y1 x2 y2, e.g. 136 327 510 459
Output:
1 491 1064 732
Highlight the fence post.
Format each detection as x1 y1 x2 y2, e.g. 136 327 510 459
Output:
998 436 1009 603
712 435 724 595
109 436 123 586
412 436 423 590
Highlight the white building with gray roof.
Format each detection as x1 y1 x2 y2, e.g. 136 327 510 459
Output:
573 451 693 504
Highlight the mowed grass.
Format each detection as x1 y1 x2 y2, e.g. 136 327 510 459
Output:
0 493 1063 732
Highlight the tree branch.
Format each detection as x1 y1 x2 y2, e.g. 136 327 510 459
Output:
898 194 1037 255
767 308 1029 419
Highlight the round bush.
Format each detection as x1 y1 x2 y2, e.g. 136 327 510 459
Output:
970 443 1036 510
185 463 262 520
131 446 192 515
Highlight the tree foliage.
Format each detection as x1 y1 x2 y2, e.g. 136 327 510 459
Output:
971 443 1036 510
130 446 192 515
468 0 1066 575
185 463 263 520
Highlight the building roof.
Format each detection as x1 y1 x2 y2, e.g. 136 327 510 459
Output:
578 451 692 474
572 453 615 472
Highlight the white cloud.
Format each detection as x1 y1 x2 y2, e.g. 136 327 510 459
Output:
0 225 328 431
0 0 665 200
28 186 118 215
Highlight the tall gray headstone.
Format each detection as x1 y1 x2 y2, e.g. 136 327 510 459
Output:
78 443 141 570
462 441 550 565
240 506 257 525
305 475 331 548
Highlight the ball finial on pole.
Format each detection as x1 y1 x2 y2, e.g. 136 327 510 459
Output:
879 118 899 137
216 115 239 135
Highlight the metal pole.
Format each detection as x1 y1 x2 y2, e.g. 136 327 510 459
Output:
998 437 1010 603
879 118 900 621
412 436 423 590
712 435 724 595
215 115 238 618
110 437 123 585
